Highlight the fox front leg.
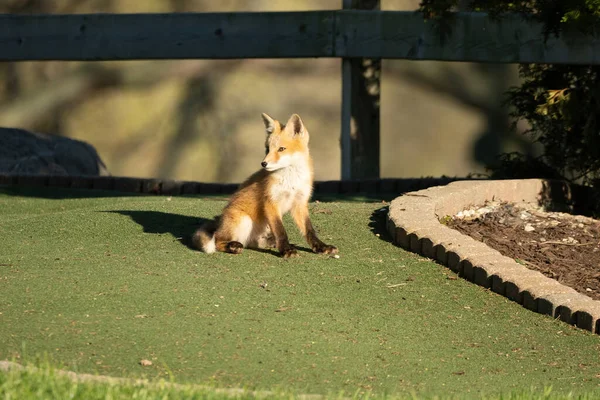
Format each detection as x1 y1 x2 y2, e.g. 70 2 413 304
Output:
291 204 338 255
265 203 298 258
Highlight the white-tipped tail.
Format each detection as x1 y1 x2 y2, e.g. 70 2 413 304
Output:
192 221 218 253
204 235 216 254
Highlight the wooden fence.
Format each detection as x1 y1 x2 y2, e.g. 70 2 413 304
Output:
2 6 599 179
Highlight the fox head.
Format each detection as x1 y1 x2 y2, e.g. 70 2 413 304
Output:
260 113 309 172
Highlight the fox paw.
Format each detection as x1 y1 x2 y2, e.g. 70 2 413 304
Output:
313 244 338 255
281 245 299 259
226 241 244 254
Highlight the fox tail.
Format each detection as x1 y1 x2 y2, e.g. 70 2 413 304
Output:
192 220 218 254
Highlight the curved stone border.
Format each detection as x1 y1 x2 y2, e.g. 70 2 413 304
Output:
387 179 600 334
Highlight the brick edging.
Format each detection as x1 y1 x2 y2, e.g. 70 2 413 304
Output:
0 173 465 196
387 179 600 335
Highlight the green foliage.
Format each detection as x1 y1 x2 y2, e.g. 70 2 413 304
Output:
438 215 453 225
419 1 600 186
419 0 600 37
505 64 600 184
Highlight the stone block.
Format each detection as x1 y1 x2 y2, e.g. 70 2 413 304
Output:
70 176 94 189
113 177 142 193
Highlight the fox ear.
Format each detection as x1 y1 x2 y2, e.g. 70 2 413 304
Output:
285 114 306 137
261 113 276 134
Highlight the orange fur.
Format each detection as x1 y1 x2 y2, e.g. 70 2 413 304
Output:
193 113 338 258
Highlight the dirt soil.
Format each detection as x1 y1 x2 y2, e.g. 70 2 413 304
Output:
447 201 600 301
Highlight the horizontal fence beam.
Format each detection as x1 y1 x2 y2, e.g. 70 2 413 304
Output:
0 12 334 61
1 11 600 64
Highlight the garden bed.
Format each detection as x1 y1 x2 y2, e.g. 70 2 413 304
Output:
448 201 600 301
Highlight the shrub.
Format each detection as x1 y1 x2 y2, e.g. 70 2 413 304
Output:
419 1 600 187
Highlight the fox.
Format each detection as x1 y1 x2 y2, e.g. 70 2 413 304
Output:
192 113 338 258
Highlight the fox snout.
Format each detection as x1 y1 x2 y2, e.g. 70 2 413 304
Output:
262 153 281 171
262 155 286 171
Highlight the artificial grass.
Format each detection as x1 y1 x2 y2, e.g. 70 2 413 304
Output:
1 186 600 399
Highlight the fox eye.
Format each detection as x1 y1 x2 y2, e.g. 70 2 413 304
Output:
278 147 286 152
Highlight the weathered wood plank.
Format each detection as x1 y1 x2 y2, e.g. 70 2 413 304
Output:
340 0 381 180
341 0 353 180
341 58 352 180
1 11 599 64
0 12 334 61
336 11 600 64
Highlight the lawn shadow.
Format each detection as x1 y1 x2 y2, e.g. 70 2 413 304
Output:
105 210 210 250
250 244 314 257
368 205 394 244
105 210 313 256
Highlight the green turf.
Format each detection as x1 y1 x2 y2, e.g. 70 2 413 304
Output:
1 186 600 399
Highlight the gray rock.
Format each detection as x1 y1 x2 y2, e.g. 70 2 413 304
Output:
0 127 109 176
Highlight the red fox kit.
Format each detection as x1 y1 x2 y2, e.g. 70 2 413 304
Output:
193 113 338 258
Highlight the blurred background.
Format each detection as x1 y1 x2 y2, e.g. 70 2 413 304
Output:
0 0 533 183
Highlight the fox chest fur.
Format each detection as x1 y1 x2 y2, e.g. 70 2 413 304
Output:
268 162 312 215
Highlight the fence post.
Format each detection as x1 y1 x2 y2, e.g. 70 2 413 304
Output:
341 0 381 180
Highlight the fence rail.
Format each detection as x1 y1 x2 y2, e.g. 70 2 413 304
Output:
2 11 599 64
2 9 599 180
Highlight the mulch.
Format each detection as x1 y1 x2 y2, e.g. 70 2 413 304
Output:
446 202 600 301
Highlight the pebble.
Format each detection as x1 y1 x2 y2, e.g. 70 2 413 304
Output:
455 205 496 220
524 223 535 232
562 237 578 244
519 211 532 220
